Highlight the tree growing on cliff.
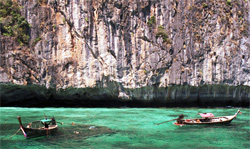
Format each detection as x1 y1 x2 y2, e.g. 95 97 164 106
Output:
147 16 156 28
156 25 172 44
0 0 30 45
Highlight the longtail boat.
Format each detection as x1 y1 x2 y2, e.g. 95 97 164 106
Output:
174 110 241 126
17 116 58 138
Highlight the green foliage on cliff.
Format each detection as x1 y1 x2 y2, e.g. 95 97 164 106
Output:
0 0 30 45
147 16 156 27
156 25 171 44
226 0 232 6
33 36 42 46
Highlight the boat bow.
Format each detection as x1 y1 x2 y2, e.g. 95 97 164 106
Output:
234 110 241 118
17 116 23 127
17 116 27 138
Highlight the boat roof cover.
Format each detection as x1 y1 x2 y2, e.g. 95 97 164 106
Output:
41 119 51 122
199 113 214 118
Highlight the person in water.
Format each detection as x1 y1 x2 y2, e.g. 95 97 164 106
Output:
177 114 185 124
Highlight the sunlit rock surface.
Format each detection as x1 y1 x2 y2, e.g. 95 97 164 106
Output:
0 0 250 107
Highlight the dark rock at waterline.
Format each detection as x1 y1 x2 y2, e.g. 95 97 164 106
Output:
0 84 249 107
0 84 50 107
198 85 250 107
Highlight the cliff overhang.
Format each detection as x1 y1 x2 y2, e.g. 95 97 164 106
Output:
1 83 249 108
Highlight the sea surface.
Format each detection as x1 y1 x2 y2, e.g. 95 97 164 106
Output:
0 107 249 148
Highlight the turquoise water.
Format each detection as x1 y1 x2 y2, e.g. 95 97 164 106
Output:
0 108 249 148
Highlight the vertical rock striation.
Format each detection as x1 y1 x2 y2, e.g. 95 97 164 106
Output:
0 0 250 106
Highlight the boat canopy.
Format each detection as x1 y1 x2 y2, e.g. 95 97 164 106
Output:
40 119 51 123
198 113 214 118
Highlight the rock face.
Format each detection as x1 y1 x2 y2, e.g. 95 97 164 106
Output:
1 84 249 107
0 0 250 107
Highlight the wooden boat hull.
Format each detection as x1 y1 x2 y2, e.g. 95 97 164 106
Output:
176 110 241 126
182 117 234 125
17 116 58 138
20 125 58 138
174 123 184 126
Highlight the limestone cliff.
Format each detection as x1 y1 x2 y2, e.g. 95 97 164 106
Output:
0 0 250 106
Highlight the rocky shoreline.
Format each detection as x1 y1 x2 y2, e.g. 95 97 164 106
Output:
1 83 249 108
